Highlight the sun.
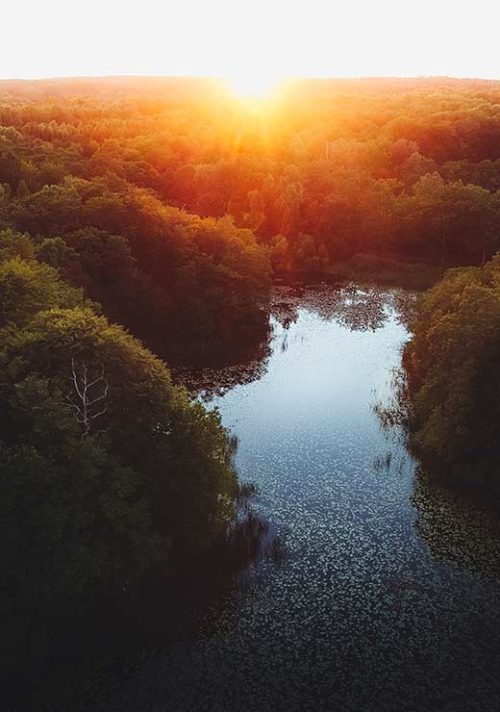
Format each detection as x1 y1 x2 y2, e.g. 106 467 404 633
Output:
224 70 283 100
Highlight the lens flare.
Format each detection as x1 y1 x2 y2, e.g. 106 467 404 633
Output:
225 70 283 99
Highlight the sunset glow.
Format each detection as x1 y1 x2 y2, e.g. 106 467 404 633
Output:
225 71 283 99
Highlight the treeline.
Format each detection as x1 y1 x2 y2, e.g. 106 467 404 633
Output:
402 256 500 496
0 99 271 364
2 76 500 283
0 239 241 673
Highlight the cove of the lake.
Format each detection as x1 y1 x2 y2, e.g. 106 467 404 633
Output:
34 285 500 712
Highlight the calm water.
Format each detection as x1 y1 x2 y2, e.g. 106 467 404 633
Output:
113 285 500 712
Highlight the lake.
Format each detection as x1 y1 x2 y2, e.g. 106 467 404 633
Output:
107 285 500 711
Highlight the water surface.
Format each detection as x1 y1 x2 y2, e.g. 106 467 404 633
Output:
115 285 500 712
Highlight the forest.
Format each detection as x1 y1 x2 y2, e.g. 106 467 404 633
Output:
2 78 500 291
402 256 500 496
3 76 500 703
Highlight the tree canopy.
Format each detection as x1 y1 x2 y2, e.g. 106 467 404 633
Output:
402 256 500 494
2 77 500 283
0 251 238 664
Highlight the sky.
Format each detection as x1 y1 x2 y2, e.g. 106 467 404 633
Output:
2 0 499 88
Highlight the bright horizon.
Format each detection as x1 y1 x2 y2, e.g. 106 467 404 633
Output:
3 0 499 96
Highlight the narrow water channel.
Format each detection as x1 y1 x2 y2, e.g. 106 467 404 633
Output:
114 285 500 712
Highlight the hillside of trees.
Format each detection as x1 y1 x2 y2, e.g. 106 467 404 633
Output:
0 239 244 672
401 256 500 497
2 76 500 285
0 80 274 364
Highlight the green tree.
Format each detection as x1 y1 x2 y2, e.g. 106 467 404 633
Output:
403 257 500 491
0 303 238 603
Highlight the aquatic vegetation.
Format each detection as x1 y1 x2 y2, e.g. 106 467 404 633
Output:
99 286 500 712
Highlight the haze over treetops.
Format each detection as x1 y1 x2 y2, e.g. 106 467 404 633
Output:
2 0 499 94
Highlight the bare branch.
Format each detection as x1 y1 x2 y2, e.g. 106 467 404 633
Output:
71 357 84 401
87 364 106 388
90 407 107 420
68 358 110 439
86 381 109 407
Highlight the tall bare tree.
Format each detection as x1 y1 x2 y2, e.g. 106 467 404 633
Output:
67 357 109 438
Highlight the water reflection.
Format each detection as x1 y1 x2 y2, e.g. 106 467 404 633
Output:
374 364 500 580
176 284 416 401
412 468 500 579
272 283 401 331
172 337 272 400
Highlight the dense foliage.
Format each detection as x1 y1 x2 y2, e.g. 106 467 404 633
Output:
0 83 272 363
4 75 500 676
0 246 238 663
403 256 500 494
2 76 500 284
